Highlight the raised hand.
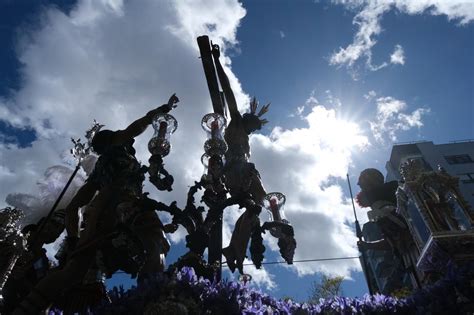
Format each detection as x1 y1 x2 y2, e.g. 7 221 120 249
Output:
167 93 179 108
211 43 220 59
148 93 180 118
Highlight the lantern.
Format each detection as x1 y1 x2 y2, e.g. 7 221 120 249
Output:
262 192 296 263
148 113 178 157
263 192 287 223
238 273 252 285
201 113 227 157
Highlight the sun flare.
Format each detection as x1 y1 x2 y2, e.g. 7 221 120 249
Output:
306 106 369 152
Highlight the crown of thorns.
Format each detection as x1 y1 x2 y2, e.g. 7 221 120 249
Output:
85 120 105 144
249 97 270 125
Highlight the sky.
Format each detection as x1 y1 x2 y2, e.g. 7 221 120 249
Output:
0 0 473 302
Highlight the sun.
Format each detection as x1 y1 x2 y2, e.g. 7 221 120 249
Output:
306 106 369 152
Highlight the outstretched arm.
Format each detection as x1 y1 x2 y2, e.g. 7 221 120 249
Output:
65 181 98 238
112 94 179 145
211 44 240 119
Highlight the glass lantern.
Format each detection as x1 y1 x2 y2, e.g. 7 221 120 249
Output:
263 192 291 239
148 113 178 157
238 273 252 285
263 192 287 223
201 113 227 157
201 153 210 170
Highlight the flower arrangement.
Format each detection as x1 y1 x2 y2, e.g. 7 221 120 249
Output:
48 264 473 315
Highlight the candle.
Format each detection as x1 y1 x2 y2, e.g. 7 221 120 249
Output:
270 197 282 221
158 121 168 139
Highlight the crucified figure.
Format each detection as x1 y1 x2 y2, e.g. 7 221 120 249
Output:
211 44 269 273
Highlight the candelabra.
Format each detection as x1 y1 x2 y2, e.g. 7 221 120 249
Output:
0 208 25 306
148 113 178 191
262 192 297 265
263 192 288 238
148 114 178 157
201 113 227 279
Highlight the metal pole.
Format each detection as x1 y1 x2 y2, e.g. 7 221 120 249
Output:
36 163 81 237
347 174 358 222
346 174 375 295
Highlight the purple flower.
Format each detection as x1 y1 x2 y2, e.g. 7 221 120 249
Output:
177 266 197 283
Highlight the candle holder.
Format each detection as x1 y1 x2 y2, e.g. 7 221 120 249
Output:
262 192 296 264
148 114 177 192
238 273 252 285
0 208 25 304
148 114 178 157
201 113 227 157
263 192 287 223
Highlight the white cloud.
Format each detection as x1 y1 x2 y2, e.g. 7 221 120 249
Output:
330 0 474 76
295 105 305 116
393 1 474 25
369 96 430 143
0 164 15 177
329 1 388 73
364 90 377 100
289 91 319 118
279 30 286 38
246 95 369 278
5 164 88 226
324 90 342 109
226 257 277 290
390 44 405 65
171 0 245 47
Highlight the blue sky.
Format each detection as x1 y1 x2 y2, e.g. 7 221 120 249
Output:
0 0 473 303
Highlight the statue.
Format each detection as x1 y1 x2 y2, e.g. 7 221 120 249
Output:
12 95 179 314
356 168 422 290
211 44 270 273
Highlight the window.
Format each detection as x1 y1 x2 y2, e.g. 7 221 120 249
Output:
445 154 473 165
458 173 474 184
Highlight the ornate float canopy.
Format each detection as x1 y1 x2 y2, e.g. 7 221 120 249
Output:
397 159 474 274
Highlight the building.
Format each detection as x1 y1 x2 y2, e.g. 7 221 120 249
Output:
385 140 474 209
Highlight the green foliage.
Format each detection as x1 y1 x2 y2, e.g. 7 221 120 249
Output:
391 287 412 299
308 274 344 303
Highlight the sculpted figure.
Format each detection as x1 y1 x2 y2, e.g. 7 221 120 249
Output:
13 95 179 314
212 44 269 273
356 168 421 290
